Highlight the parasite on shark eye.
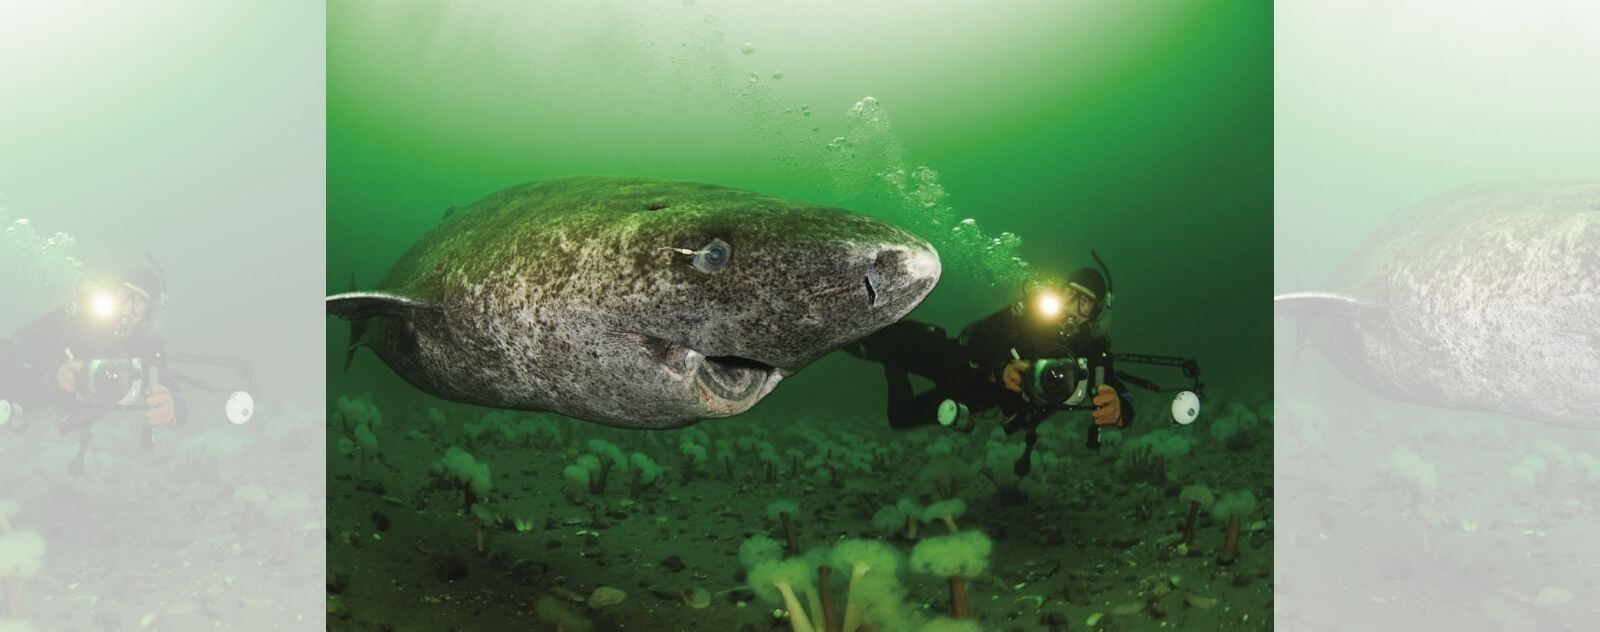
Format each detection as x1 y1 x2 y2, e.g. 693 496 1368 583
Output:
692 239 731 274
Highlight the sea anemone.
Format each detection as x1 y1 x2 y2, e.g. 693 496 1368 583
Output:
895 499 924 539
917 617 982 632
829 539 901 632
471 504 497 553
910 530 992 619
334 394 382 434
921 499 966 533
264 491 312 564
870 505 906 539
1179 484 1215 546
353 422 378 479
759 448 782 483
852 571 919 632
571 454 604 496
434 446 492 512
923 456 968 499
562 464 590 503
628 452 664 499
1211 490 1258 524
767 500 802 555
0 530 46 620
1212 490 1258 565
739 535 784 569
803 544 836 632
587 439 628 494
680 442 707 478
748 558 819 632
1209 401 1261 451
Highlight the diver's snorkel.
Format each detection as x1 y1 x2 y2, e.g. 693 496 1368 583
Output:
138 251 169 332
1090 250 1114 309
1083 250 1115 331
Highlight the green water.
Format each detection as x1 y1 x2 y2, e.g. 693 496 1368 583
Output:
327 2 1271 630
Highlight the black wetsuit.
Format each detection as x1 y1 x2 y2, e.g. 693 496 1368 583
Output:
5 306 186 432
849 301 1135 434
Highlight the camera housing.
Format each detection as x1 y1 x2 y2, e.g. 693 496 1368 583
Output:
80 356 157 409
1023 351 1110 410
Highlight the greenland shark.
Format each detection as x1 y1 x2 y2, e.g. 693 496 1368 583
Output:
1277 180 1600 428
328 177 940 428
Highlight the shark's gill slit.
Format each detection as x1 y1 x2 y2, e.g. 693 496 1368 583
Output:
864 274 879 306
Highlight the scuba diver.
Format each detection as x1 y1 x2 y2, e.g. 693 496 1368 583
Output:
845 254 1134 475
2 265 187 473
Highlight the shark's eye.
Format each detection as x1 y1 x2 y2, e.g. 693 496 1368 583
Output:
693 239 732 273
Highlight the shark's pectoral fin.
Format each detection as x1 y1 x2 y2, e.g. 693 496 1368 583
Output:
1273 291 1371 322
1276 292 1373 372
326 291 435 321
327 290 436 372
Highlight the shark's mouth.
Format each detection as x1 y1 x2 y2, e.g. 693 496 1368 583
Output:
628 333 783 415
696 354 781 413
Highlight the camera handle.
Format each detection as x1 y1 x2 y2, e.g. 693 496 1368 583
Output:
140 363 161 447
1083 364 1106 451
1015 429 1039 477
1013 363 1107 478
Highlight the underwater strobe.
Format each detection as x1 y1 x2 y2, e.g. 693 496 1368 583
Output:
163 353 259 426
0 399 20 432
1108 353 1207 428
937 399 973 433
225 390 254 425
1170 390 1201 426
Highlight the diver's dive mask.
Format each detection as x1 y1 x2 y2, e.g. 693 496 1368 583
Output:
113 283 153 337
75 281 153 338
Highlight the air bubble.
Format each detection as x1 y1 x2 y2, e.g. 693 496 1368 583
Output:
740 42 756 55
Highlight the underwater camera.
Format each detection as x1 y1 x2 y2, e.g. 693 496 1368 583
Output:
1022 351 1109 411
74 353 256 426
79 356 156 409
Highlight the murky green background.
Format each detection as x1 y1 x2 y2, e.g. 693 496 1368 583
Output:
326 2 1271 629
327 0 1271 413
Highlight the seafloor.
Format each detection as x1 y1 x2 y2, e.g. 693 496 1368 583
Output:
326 386 1274 632
0 401 326 630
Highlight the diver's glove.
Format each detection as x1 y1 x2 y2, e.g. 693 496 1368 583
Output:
146 385 177 426
1091 384 1123 427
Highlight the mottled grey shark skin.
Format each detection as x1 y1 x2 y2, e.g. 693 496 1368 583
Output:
328 177 940 428
1277 180 1600 428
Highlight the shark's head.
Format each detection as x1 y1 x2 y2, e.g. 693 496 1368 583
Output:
590 184 941 420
